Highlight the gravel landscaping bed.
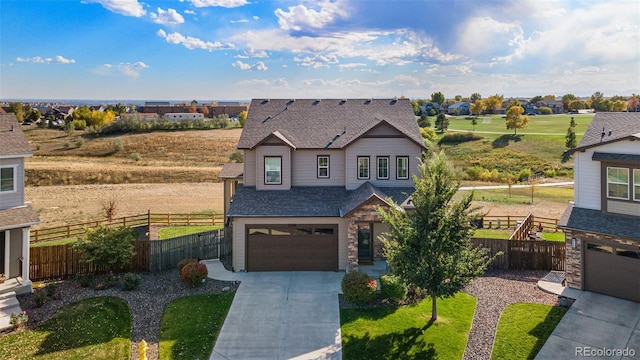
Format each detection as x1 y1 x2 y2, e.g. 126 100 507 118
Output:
11 270 239 360
462 270 559 360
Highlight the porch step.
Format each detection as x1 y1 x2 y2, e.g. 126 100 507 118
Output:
0 292 22 331
0 291 17 301
0 295 20 311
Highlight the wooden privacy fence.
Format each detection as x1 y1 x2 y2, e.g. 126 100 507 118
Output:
30 211 223 243
29 229 231 281
470 238 565 271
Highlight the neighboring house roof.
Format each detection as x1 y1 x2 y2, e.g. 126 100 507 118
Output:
568 112 640 154
0 204 40 230
237 98 426 150
219 163 244 179
227 183 414 218
558 205 640 240
0 113 33 157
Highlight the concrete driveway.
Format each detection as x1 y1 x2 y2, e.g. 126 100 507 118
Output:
208 265 343 360
536 291 640 359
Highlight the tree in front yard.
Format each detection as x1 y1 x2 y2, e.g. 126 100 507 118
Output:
75 226 137 271
379 151 494 322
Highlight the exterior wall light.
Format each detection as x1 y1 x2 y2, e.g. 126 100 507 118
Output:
571 238 577 249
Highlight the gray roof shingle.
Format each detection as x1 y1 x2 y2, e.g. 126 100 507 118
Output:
0 113 33 157
237 98 426 150
569 112 640 153
558 205 640 240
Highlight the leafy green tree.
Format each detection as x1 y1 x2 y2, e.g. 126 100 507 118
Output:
75 226 137 271
105 103 127 115
7 102 24 122
435 113 449 133
568 99 585 110
591 91 605 111
561 94 577 102
529 95 543 104
411 100 421 115
454 95 462 101
611 100 628 112
417 114 431 128
470 92 482 103
565 117 577 149
431 91 445 106
379 151 493 321
505 106 529 134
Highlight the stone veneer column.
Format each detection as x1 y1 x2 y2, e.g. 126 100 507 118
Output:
564 230 582 289
346 217 358 272
346 203 389 271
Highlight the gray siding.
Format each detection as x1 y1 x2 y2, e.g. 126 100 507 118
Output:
607 200 640 217
0 158 25 210
291 150 345 186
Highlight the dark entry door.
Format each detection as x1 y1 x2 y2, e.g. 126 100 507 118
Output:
357 224 372 263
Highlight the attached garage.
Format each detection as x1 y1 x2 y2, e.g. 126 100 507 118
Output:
584 240 640 302
246 224 338 271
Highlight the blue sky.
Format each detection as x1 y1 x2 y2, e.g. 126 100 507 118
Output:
1 0 638 101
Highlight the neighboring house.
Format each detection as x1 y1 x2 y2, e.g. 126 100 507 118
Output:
165 113 204 121
419 102 443 115
222 98 426 272
536 100 563 114
522 102 539 115
559 112 640 302
447 101 471 115
0 113 40 295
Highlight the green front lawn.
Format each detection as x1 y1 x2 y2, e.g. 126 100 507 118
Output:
540 232 565 242
341 293 476 359
473 228 513 239
0 297 131 360
492 303 567 360
159 292 235 360
158 225 223 240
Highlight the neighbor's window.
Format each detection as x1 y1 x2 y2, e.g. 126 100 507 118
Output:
634 169 640 201
317 156 329 178
0 167 15 192
607 167 629 200
357 157 370 179
265 157 282 185
377 156 389 179
396 156 409 180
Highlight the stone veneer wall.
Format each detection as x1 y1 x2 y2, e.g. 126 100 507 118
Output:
565 229 639 290
346 203 387 271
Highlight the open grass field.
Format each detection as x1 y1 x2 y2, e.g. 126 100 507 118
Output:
446 114 593 134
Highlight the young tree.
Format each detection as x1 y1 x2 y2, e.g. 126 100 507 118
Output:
431 91 445 106
75 226 137 271
417 114 431 128
435 113 449 133
505 106 529 134
565 117 577 149
471 117 478 132
379 151 493 322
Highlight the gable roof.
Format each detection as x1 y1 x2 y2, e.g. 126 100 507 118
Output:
568 112 640 154
0 113 33 158
559 205 640 240
237 98 426 150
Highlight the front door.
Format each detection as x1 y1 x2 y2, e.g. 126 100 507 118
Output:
357 224 373 263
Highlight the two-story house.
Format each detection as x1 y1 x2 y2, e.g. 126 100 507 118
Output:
447 101 471 116
222 99 426 272
0 113 39 294
559 112 640 302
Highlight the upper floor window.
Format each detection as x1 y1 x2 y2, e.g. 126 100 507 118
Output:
357 157 370 179
377 156 389 179
265 157 282 185
634 169 640 201
607 167 629 200
396 156 409 180
0 166 16 192
317 156 329 178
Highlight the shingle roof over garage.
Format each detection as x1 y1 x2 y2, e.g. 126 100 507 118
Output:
0 113 33 158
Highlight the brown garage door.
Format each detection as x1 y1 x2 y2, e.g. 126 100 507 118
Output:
246 224 338 271
585 241 640 302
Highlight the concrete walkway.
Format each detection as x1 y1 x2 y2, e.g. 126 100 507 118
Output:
204 260 343 360
535 291 640 359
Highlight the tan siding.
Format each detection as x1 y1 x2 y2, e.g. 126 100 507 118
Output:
291 150 345 186
231 217 348 271
366 125 403 136
0 158 24 210
243 150 256 186
256 146 291 190
345 137 421 190
607 200 640 217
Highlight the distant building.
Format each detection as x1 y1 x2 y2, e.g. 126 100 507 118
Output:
165 113 204 121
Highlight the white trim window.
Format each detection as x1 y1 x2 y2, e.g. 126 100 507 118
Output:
317 156 329 178
396 156 409 180
607 167 629 200
357 157 369 179
634 169 640 201
377 156 389 179
0 166 16 193
264 157 282 185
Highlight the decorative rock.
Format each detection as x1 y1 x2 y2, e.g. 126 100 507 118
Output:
222 286 230 292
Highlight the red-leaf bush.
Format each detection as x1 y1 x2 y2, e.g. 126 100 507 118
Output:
177 258 198 273
180 262 208 287
341 271 377 305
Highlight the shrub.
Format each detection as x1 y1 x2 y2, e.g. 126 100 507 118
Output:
518 168 533 182
75 272 94 287
113 139 125 152
438 132 483 145
74 226 136 271
420 127 438 142
75 137 85 148
539 106 552 115
45 282 59 299
181 262 208 287
123 272 142 290
380 274 407 302
177 258 198 273
34 289 48 307
71 119 87 130
10 311 28 330
417 115 431 128
544 169 556 178
131 152 142 162
465 166 486 180
341 271 377 305
228 150 244 163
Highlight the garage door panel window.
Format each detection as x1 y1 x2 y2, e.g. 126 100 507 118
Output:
616 248 640 259
587 243 613 254
249 228 269 236
314 228 335 235
294 228 313 236
607 167 629 200
265 157 282 185
271 228 291 235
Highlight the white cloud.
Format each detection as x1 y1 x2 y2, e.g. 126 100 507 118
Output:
16 55 76 64
157 29 234 51
275 1 348 31
457 17 524 58
338 63 367 69
85 0 145 17
253 16 259 20
184 9 196 15
230 19 249 23
294 54 339 68
98 62 148 77
232 60 268 71
151 8 185 25
189 0 248 8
